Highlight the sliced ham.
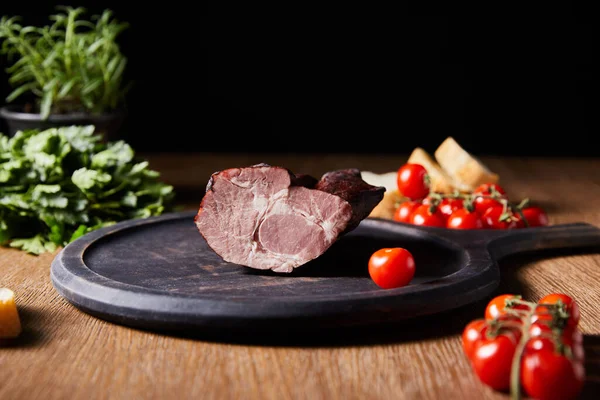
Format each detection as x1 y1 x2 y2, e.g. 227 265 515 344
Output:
194 163 385 272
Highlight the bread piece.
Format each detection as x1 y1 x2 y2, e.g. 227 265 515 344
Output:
0 288 22 339
434 137 499 191
368 189 403 220
360 171 405 220
406 147 456 194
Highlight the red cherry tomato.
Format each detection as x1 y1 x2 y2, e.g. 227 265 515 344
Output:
529 304 555 325
485 294 530 320
393 201 420 224
368 247 416 289
529 318 555 337
409 204 445 227
481 206 524 229
473 183 508 215
471 333 518 390
396 163 430 200
462 319 488 359
474 183 507 196
439 198 464 220
536 293 580 328
521 206 549 227
528 319 578 347
521 337 585 400
524 333 584 361
447 209 483 230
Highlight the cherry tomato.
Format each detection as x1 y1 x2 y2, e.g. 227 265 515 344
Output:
368 247 416 289
397 163 430 200
409 204 445 227
529 319 556 338
536 293 580 328
474 183 507 196
529 305 558 330
521 206 549 227
521 337 585 400
439 198 464 220
393 201 420 224
528 319 579 347
447 209 483 230
528 333 584 362
462 319 488 360
471 333 518 390
524 336 554 353
481 206 524 229
473 183 508 215
485 294 530 320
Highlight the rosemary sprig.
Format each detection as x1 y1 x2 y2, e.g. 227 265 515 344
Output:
0 6 131 119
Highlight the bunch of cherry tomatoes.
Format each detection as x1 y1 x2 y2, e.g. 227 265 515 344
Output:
463 293 585 399
395 163 549 229
366 163 552 290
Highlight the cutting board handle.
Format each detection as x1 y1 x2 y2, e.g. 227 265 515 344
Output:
487 222 600 259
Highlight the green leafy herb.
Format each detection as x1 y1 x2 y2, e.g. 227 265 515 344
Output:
0 6 131 119
0 125 175 254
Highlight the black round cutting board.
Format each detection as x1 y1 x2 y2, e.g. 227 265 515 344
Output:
50 211 600 334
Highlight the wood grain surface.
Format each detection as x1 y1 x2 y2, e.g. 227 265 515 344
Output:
2 153 600 400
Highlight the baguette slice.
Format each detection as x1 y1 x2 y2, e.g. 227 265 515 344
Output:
368 189 403 220
406 147 455 194
360 171 405 219
0 288 22 339
434 137 499 191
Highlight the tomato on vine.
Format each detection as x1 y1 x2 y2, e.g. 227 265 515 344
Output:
484 294 530 320
396 163 430 200
462 319 488 359
368 247 416 289
462 292 584 399
438 198 464 220
447 208 483 229
521 206 549 227
536 293 580 328
481 206 524 229
520 337 585 400
471 332 519 390
473 183 507 215
409 204 445 227
393 201 420 224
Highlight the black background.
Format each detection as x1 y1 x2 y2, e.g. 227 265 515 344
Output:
0 3 596 156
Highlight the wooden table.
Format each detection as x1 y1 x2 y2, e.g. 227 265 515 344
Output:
2 153 600 400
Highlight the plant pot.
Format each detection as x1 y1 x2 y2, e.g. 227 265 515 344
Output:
0 104 126 142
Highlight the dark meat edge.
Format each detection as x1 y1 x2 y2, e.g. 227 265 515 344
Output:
313 168 386 233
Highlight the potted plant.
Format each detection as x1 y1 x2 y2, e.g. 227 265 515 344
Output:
0 6 131 140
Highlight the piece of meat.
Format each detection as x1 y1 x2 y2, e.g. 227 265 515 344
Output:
194 163 385 273
314 168 387 232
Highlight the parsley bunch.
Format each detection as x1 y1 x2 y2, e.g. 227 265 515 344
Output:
0 125 175 254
